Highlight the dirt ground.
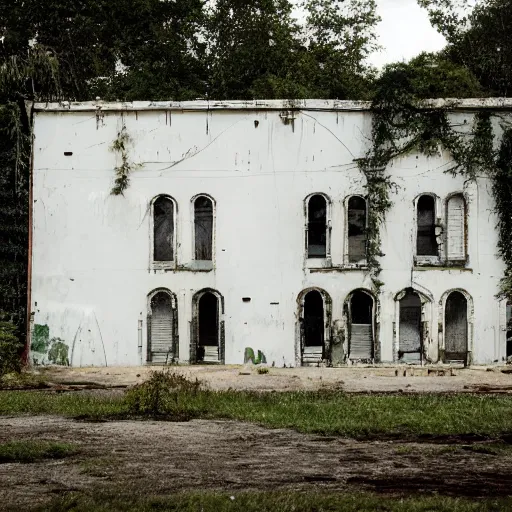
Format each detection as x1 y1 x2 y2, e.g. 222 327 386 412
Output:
34 364 512 393
1 415 512 510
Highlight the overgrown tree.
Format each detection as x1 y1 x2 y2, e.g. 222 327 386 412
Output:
419 0 512 96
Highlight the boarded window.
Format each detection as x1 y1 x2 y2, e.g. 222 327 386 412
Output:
445 291 468 362
417 195 437 256
148 292 174 363
349 291 373 360
302 290 324 363
197 292 219 362
348 196 367 262
308 195 327 258
153 196 174 261
194 196 213 260
447 195 466 260
399 291 422 362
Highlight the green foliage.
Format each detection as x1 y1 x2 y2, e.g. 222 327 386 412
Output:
420 0 512 96
0 319 22 375
36 490 512 512
109 124 141 196
124 369 204 418
0 440 77 463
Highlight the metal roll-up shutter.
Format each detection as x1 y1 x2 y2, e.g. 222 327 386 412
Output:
150 297 173 363
447 195 465 260
349 324 373 359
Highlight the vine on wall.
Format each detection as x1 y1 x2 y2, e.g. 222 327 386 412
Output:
358 73 512 298
110 124 140 196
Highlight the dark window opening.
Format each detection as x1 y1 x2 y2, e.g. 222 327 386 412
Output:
308 195 327 258
148 292 174 364
348 196 367 262
303 291 324 347
194 196 213 260
197 292 219 362
350 291 372 324
445 291 468 362
153 197 174 261
417 195 437 256
399 291 422 362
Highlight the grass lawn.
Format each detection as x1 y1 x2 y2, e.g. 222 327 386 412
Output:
1 387 512 439
0 440 78 463
30 490 512 512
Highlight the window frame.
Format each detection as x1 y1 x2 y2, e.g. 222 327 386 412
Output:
414 193 441 265
344 195 368 266
304 193 332 268
150 195 178 271
445 192 467 265
191 193 216 270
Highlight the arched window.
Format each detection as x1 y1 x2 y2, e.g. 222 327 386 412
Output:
446 194 466 261
194 196 214 261
153 196 174 262
347 290 374 360
417 195 437 256
444 291 468 363
147 290 177 364
307 195 328 258
347 196 367 262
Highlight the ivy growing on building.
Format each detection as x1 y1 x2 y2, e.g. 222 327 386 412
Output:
357 65 512 298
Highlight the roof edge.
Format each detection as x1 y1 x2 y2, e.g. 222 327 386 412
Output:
33 98 512 113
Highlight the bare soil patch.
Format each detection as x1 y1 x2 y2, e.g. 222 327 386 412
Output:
0 416 511 510
32 365 512 394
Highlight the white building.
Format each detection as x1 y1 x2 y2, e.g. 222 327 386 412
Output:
28 99 511 367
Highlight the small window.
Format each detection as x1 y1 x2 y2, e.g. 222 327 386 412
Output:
153 196 174 262
194 196 213 261
446 194 466 261
347 196 367 262
417 195 437 256
307 195 327 258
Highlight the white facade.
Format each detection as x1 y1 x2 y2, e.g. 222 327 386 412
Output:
29 99 510 367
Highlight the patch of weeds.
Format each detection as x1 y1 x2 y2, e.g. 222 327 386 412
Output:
124 369 206 419
80 457 114 478
0 371 50 389
256 367 269 375
394 445 414 455
34 490 512 512
462 443 512 456
0 440 78 463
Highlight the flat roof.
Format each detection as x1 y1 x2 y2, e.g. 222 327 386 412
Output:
33 98 512 113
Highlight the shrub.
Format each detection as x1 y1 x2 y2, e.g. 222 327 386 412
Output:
124 369 204 419
0 319 22 376
257 366 269 374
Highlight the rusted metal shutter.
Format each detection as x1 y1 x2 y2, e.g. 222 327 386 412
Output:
447 195 465 260
203 345 219 362
302 346 323 364
150 300 173 363
349 324 372 359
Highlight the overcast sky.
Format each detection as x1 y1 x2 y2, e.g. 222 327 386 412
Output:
368 0 447 68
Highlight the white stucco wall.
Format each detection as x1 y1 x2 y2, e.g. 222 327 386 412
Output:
29 100 509 367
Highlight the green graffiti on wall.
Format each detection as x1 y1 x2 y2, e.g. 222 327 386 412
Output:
244 347 267 365
31 324 50 352
31 324 69 366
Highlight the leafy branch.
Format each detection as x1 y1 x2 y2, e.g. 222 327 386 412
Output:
110 125 140 196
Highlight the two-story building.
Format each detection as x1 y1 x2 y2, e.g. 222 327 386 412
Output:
29 99 511 367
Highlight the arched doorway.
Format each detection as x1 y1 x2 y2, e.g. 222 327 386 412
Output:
399 290 423 362
198 292 219 362
300 289 328 364
147 290 177 364
444 291 468 363
348 290 374 361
